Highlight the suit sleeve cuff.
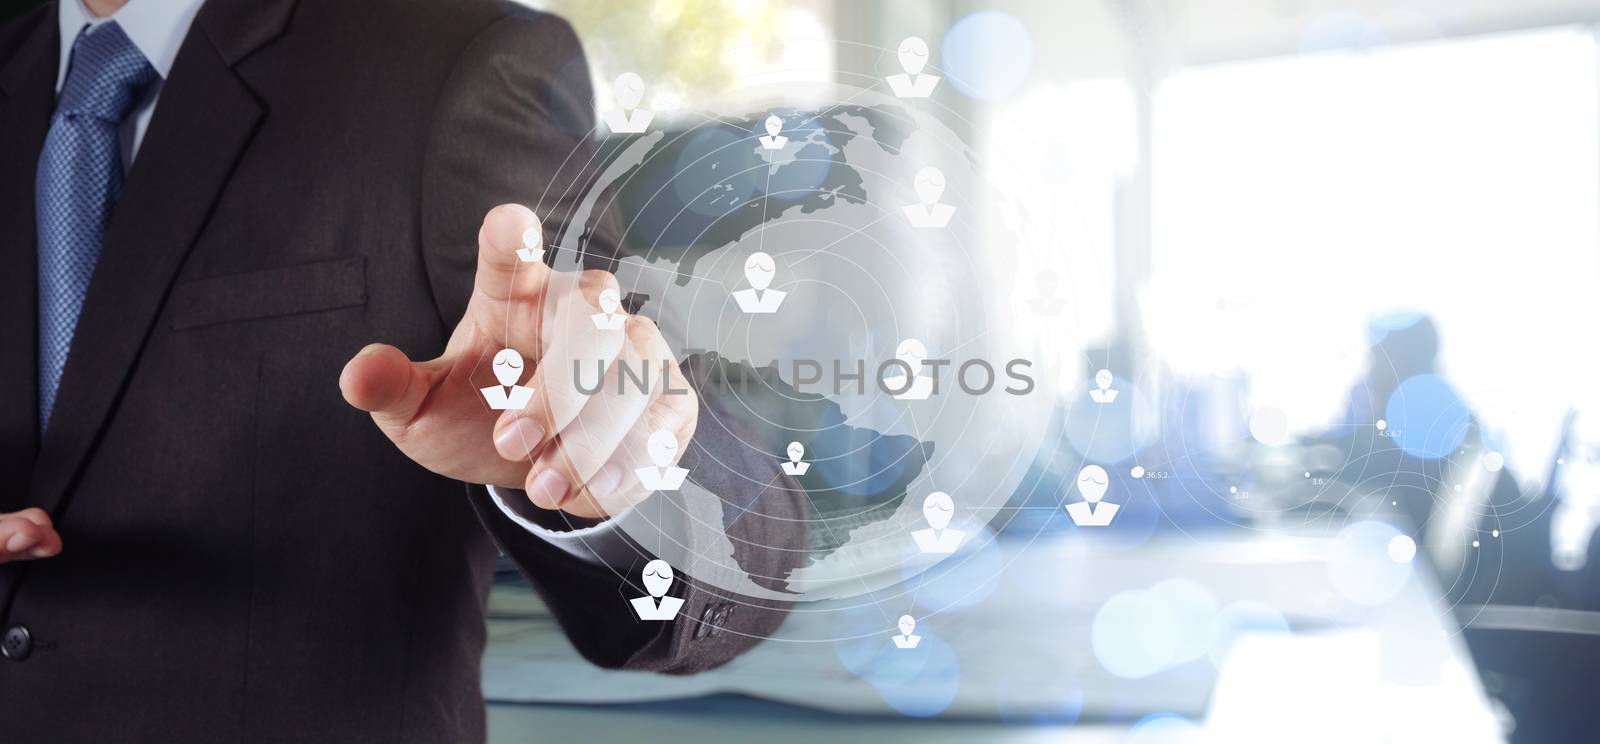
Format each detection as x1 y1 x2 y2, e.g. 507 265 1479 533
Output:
485 485 637 568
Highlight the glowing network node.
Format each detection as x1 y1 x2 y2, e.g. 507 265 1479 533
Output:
886 36 941 98
517 227 544 263
732 251 787 314
481 348 534 411
1066 465 1119 527
602 72 654 134
630 559 683 621
902 166 955 228
892 615 922 649
757 113 788 150
780 441 810 476
590 287 626 330
636 430 689 492
1088 368 1119 403
912 492 966 554
883 338 934 401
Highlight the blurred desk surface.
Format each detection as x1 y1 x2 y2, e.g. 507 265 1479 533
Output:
482 532 1501 742
487 701 1127 742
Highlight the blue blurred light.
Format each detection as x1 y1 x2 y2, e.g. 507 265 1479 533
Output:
830 603 892 675
902 528 1003 611
1384 373 1470 459
671 126 762 218
1147 578 1220 664
1091 590 1177 678
1129 713 1204 743
940 12 1034 101
863 631 961 717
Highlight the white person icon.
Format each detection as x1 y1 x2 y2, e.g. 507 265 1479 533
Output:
902 166 955 228
886 36 941 98
1088 368 1119 403
780 441 810 476
758 114 787 150
732 251 786 314
910 491 965 554
590 287 626 330
629 559 684 621
1028 269 1063 316
892 614 922 649
517 226 545 263
882 338 933 401
1065 464 1120 527
635 429 689 492
601 72 654 134
480 348 534 411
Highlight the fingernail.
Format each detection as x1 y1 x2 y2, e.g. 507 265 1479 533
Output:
495 419 544 460
528 469 571 509
589 464 622 501
5 533 36 553
28 546 55 558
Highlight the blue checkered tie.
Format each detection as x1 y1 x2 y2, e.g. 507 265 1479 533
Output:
36 22 157 429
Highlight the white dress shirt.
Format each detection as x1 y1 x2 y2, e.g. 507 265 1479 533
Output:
56 0 204 169
55 0 623 564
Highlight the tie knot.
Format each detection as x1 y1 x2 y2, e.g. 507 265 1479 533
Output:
56 21 158 123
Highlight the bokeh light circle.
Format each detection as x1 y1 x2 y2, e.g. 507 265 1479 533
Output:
1129 713 1205 744
1092 590 1178 678
1387 534 1417 563
1384 373 1471 460
1481 451 1504 472
862 632 961 717
1148 578 1221 664
1328 520 1414 605
1248 405 1289 445
940 11 1034 101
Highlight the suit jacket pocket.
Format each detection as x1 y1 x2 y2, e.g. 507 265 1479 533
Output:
170 256 366 330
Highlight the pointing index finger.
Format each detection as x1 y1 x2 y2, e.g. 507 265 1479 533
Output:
475 203 550 303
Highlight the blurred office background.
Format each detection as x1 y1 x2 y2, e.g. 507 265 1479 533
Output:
10 0 1600 740
505 1 1600 741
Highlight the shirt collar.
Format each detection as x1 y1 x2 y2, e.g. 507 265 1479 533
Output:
57 0 207 92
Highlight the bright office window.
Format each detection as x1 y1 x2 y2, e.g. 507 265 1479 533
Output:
530 0 834 113
1148 26 1600 479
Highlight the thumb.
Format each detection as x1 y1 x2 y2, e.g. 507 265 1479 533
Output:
340 343 436 431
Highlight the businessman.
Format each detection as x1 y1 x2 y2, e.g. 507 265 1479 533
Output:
0 0 803 741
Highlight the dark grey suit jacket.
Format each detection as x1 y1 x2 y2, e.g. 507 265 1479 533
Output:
0 1 803 741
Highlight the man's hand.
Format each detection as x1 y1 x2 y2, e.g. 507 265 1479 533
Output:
0 509 62 563
339 204 698 519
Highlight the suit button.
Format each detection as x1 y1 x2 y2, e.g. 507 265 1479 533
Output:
709 604 731 637
693 606 715 640
2 625 31 661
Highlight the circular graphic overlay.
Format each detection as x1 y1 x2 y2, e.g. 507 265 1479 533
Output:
539 80 1058 602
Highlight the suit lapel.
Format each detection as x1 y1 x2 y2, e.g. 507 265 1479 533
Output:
27 0 296 517
0 11 56 511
